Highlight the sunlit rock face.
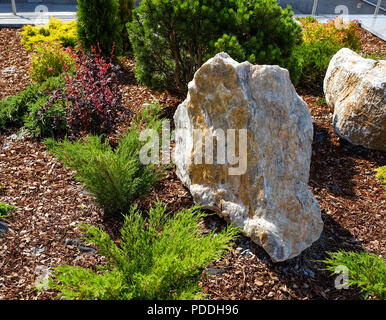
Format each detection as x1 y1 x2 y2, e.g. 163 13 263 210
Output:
324 48 386 151
174 52 323 262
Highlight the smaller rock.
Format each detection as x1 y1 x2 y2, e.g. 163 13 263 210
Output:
31 247 45 256
326 184 341 195
0 221 8 237
240 249 255 259
77 244 96 253
65 238 81 247
324 48 386 151
65 238 96 253
205 268 227 276
1 66 16 74
2 132 28 150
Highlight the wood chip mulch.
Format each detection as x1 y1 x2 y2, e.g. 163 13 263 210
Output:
0 27 385 300
0 28 30 102
358 27 386 56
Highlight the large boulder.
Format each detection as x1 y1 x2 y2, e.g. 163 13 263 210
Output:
324 48 386 151
173 52 323 262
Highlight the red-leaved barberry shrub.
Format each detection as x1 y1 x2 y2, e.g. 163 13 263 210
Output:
62 43 130 137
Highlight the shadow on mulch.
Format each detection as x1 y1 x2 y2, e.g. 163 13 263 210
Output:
311 123 385 198
198 116 384 300
201 210 365 300
271 214 365 300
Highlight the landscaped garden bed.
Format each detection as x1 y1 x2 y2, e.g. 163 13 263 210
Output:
0 0 385 301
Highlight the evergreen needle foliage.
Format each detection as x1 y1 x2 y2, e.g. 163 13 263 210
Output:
0 76 66 134
77 0 123 56
0 83 46 130
321 250 386 300
49 202 239 300
128 0 302 94
44 103 163 216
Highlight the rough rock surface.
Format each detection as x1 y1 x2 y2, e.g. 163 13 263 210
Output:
173 52 323 262
324 48 386 151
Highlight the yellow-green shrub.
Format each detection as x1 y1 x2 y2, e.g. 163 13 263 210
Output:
293 16 361 89
375 166 386 194
21 17 78 52
299 16 361 51
29 41 77 83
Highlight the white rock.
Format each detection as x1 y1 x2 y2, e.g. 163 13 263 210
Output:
324 48 386 151
1 66 16 74
173 52 323 262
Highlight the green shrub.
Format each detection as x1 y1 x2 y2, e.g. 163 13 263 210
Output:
20 17 78 52
363 52 386 60
24 97 68 138
49 202 239 300
77 0 123 56
293 40 343 89
128 0 302 94
294 16 361 89
0 83 45 130
44 104 163 216
0 202 17 219
119 0 135 52
29 41 77 83
375 166 386 194
296 16 317 24
322 250 386 300
0 76 66 134
39 75 67 92
315 97 327 105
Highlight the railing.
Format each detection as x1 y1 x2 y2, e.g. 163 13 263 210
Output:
361 0 386 14
373 0 383 15
311 0 384 16
7 0 386 17
11 0 16 15
311 0 318 16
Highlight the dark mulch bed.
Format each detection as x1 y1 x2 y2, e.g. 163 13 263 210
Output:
0 27 385 300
